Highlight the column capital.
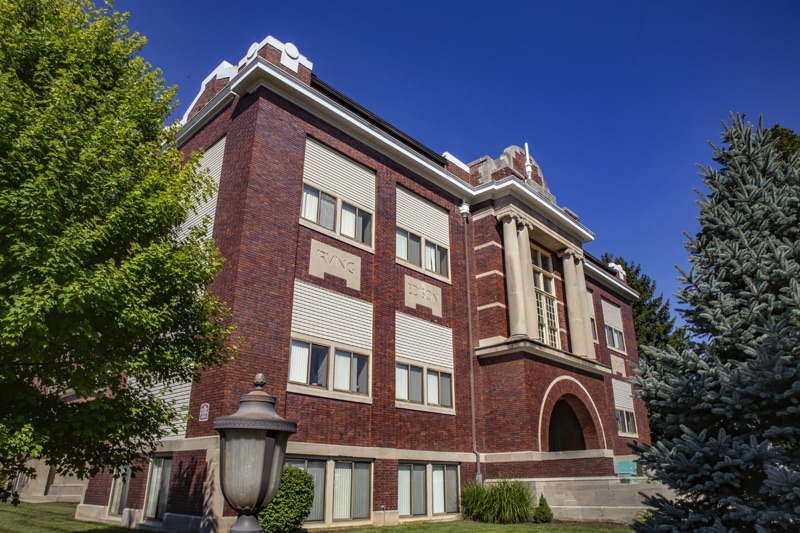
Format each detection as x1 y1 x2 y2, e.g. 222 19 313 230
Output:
496 213 520 224
558 247 584 261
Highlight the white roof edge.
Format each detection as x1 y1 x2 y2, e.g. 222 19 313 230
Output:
180 57 594 244
442 151 470 172
584 261 639 300
180 61 236 125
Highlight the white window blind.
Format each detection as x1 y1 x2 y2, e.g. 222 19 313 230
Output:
586 291 595 317
602 300 624 331
291 280 373 351
395 312 453 370
612 379 634 411
303 138 375 211
396 186 450 247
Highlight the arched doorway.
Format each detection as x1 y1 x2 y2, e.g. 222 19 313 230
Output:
548 399 586 451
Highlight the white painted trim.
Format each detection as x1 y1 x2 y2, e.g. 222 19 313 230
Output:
178 57 594 243
287 442 475 462
537 376 608 451
481 448 614 463
473 241 502 250
180 61 237 124
442 151 469 172
585 261 639 300
475 270 503 279
477 302 506 311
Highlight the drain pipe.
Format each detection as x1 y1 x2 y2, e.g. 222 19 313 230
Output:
460 201 482 485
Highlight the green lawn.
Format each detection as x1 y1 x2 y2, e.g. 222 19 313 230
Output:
0 502 128 533
0 502 631 532
333 523 630 533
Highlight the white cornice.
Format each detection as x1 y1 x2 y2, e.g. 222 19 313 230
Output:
178 57 595 244
585 261 639 300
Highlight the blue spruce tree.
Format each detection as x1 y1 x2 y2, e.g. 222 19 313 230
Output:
633 116 800 532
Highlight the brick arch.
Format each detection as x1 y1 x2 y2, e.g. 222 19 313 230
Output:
537 376 607 451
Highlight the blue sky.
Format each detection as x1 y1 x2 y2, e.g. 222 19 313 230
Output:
116 0 799 323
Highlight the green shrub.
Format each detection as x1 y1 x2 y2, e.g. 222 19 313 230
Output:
460 479 532 524
532 493 554 523
257 466 314 533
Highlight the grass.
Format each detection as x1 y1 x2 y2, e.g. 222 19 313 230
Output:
0 502 632 533
0 502 128 533
332 522 631 532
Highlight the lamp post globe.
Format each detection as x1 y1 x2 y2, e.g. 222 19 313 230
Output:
213 373 298 533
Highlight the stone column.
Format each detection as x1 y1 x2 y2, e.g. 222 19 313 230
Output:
501 215 527 338
561 249 588 357
575 257 596 359
517 222 540 340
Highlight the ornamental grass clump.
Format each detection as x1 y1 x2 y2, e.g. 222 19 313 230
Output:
257 466 314 533
460 480 533 524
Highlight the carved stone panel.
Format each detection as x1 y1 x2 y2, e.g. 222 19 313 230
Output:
309 239 361 290
404 275 442 317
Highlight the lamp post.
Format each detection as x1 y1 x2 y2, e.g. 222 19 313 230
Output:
213 373 298 533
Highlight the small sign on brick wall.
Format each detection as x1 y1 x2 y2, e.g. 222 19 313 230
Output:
199 403 210 422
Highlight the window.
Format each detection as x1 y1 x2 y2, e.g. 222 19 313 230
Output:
341 202 372 246
301 184 372 246
107 466 131 516
334 350 368 394
290 340 369 396
143 456 171 520
601 300 626 353
587 291 598 342
606 325 626 350
532 247 559 348
398 464 427 516
432 465 459 514
286 459 326 522
616 409 637 435
396 227 449 278
333 461 371 521
395 228 422 266
399 464 459 518
396 363 452 409
612 379 637 436
286 457 371 525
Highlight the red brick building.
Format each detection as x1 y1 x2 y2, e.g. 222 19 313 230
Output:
75 36 657 530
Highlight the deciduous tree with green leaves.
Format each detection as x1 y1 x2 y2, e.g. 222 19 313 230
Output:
633 117 800 532
0 0 233 502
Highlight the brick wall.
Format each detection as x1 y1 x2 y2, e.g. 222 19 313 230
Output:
82 470 113 506
166 450 208 517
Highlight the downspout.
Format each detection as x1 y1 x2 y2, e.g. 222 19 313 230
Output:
460 201 482 484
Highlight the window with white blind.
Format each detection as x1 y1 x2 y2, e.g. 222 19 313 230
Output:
587 291 598 342
395 187 450 279
301 138 375 248
289 340 368 396
399 463 458 518
612 379 638 436
143 456 171 521
333 461 371 521
286 457 371 525
394 312 454 413
395 363 452 408
285 459 326 522
532 246 560 348
602 300 626 352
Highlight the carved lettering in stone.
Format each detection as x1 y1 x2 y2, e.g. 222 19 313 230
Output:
404 275 442 317
610 354 626 377
309 239 361 290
